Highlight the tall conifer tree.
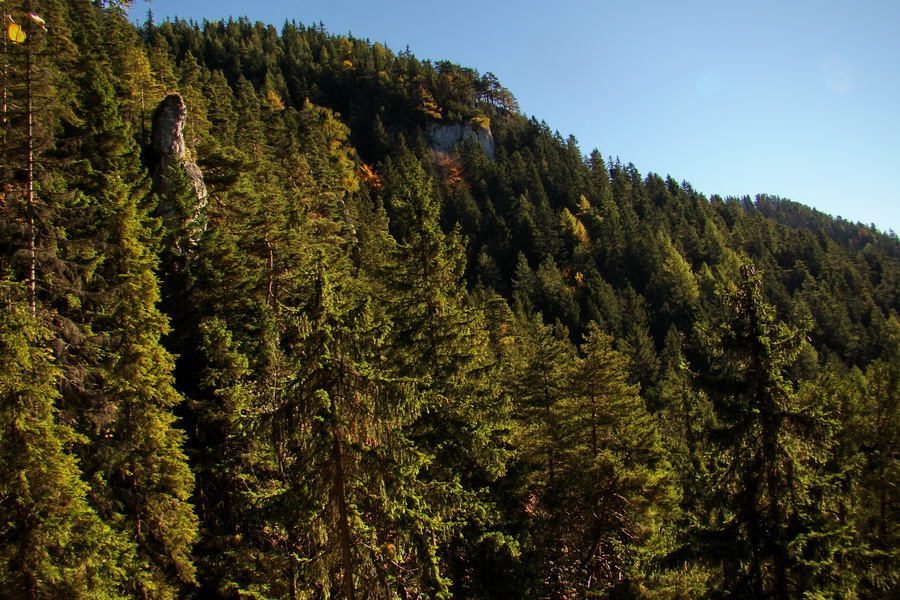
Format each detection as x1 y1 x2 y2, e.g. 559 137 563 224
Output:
0 279 128 600
366 142 514 595
696 261 835 599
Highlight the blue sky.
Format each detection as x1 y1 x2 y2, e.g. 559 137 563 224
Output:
130 0 900 233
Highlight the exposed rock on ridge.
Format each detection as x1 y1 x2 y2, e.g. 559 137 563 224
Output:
427 120 496 160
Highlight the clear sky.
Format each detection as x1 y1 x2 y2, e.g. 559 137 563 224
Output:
129 0 900 233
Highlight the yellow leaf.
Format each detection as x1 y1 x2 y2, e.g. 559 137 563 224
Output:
7 23 26 43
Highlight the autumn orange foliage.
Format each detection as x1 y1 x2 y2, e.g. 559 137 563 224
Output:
357 163 382 188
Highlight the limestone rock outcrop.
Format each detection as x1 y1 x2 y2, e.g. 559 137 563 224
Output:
427 120 496 160
147 94 207 245
151 94 188 159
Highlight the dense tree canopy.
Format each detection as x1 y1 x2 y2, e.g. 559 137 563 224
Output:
1 2 898 598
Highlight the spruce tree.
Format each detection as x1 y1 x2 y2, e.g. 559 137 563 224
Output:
853 358 900 597
1 4 199 596
697 261 832 599
505 309 578 597
551 322 679 597
366 141 512 595
45 6 198 595
0 279 128 600
375 142 507 480
254 256 448 599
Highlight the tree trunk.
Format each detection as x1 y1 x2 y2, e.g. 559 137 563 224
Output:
26 28 36 315
332 433 356 600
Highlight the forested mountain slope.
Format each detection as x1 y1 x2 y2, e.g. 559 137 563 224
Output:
1 2 898 599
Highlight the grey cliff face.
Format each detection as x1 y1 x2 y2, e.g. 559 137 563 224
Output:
150 94 207 202
427 121 496 160
148 94 208 247
151 94 187 159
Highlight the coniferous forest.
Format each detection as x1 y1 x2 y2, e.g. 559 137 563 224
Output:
2 1 899 598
